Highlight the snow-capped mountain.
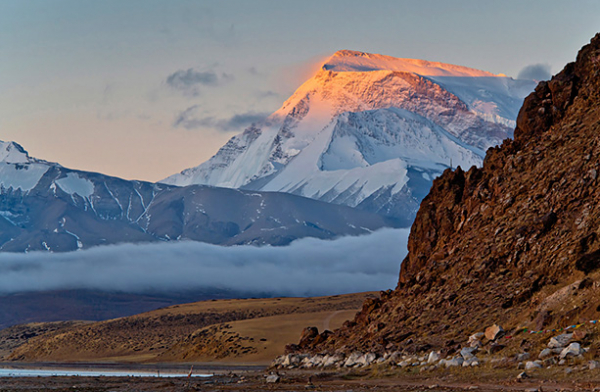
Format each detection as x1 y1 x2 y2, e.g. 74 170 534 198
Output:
0 141 398 252
163 50 536 224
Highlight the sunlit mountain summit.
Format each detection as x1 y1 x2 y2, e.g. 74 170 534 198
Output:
163 50 536 224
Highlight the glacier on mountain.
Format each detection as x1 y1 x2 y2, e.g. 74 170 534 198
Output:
163 50 536 223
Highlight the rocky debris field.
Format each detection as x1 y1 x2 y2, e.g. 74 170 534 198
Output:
274 323 600 379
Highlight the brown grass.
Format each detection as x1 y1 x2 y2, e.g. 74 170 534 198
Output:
6 293 374 364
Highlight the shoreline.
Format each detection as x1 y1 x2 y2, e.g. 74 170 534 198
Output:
0 361 266 375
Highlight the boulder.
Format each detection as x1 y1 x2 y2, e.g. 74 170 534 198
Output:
460 346 478 360
444 357 464 367
356 352 377 367
560 342 582 359
266 374 280 383
538 348 552 359
485 324 504 341
427 351 440 364
281 354 301 368
463 357 480 367
525 361 542 370
344 351 364 367
468 332 485 347
589 360 600 370
548 333 573 349
323 354 344 367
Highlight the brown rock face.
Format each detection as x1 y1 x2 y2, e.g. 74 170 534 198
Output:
297 33 600 355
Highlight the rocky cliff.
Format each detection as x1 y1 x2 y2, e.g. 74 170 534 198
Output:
298 34 600 355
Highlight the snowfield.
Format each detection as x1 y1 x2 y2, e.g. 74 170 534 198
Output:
163 50 536 221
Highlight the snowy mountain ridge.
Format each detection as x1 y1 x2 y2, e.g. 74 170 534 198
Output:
163 50 536 223
0 140 397 252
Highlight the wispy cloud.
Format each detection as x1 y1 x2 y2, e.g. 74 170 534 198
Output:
256 90 280 100
173 106 269 131
0 229 408 297
166 68 234 97
517 63 551 81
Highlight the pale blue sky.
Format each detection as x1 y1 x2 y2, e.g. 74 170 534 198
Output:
1 0 599 181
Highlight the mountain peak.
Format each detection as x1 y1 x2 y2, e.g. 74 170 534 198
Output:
322 50 499 78
290 33 600 357
0 141 32 164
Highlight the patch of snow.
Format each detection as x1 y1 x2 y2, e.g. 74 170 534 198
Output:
0 141 31 164
55 173 95 199
64 228 83 249
0 163 48 192
0 211 17 225
42 241 51 252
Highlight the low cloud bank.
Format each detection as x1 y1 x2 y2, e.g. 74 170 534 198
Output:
0 229 409 297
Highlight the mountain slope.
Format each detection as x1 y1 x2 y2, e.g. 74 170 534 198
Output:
0 142 399 252
163 50 535 223
294 34 600 355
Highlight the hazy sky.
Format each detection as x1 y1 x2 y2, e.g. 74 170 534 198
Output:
2 0 599 181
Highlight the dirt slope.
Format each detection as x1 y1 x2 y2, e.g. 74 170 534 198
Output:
6 292 375 364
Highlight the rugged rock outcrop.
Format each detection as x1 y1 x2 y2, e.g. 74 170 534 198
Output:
295 34 600 355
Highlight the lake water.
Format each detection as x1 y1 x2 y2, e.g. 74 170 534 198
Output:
0 368 212 378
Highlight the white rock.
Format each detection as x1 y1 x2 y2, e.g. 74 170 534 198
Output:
427 351 441 364
589 360 600 370
344 351 364 367
322 354 344 367
444 357 464 368
281 354 301 368
266 374 280 383
538 348 552 359
460 346 478 360
525 361 542 370
548 333 573 349
560 342 582 359
356 352 377 367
